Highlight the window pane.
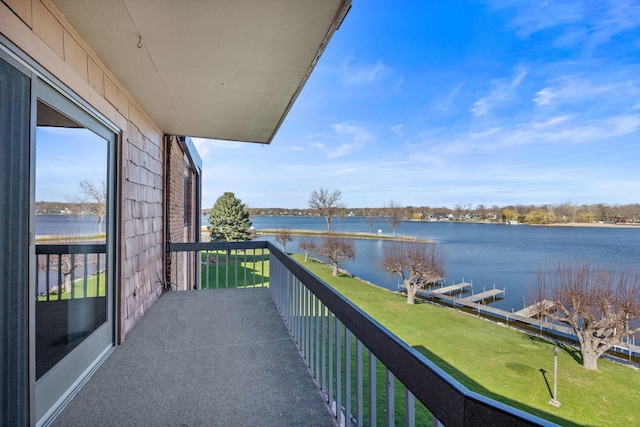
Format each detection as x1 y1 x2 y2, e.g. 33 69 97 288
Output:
35 101 109 379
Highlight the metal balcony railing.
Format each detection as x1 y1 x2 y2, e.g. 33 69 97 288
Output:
36 243 107 299
167 241 555 427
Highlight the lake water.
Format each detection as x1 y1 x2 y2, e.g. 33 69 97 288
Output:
250 216 640 312
35 214 106 236
43 214 640 312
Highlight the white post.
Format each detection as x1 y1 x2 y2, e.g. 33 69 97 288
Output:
549 344 561 407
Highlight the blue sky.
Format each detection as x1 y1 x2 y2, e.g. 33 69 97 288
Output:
36 127 107 202
198 0 640 210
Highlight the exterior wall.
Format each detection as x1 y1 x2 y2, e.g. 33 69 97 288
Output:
166 136 199 290
1 0 165 342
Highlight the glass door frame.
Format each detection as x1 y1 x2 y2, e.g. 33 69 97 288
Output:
33 78 119 425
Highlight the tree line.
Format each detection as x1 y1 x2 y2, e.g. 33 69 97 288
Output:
202 201 640 225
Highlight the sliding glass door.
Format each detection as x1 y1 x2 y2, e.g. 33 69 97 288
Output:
33 81 117 424
1 50 118 424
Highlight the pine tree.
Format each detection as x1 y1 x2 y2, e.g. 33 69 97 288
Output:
208 192 252 241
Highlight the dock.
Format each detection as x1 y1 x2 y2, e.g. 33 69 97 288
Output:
514 300 555 318
430 281 472 295
459 287 505 304
412 281 640 362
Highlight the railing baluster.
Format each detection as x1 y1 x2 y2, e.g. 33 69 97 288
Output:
173 251 178 290
83 252 88 297
205 250 210 289
45 254 51 300
215 250 219 289
96 253 101 296
304 286 309 362
224 250 228 288
328 312 334 412
297 278 302 345
57 254 62 300
356 339 363 427
345 329 351 427
336 318 342 426
251 248 256 287
243 249 247 288
386 369 394 427
405 389 415 427
369 351 377 427
315 295 320 380
234 249 238 287
321 302 327 393
70 255 76 299
304 286 312 367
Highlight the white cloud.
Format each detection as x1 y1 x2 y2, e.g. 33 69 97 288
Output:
192 137 246 159
488 0 640 50
306 121 374 159
341 59 391 85
534 76 615 107
391 124 404 137
432 113 640 156
471 68 527 116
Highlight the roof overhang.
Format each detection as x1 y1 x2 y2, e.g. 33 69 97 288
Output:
52 0 351 144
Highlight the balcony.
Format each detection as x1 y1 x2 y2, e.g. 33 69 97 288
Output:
52 242 552 426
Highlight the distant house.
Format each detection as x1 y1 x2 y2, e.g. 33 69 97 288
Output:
0 1 349 424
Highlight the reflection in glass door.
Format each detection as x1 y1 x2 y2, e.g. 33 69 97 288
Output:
35 101 109 379
34 84 116 424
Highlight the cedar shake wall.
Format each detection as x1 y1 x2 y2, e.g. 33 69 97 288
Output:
1 0 165 341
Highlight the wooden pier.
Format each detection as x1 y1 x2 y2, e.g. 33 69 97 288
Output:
459 287 505 304
430 281 472 296
514 300 555 318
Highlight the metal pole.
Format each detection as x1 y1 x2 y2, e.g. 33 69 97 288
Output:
549 344 561 407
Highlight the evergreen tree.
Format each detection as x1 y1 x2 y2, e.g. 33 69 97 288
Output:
208 192 252 241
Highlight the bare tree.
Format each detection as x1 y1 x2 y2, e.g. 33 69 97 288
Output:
308 188 344 232
454 203 464 220
77 179 107 234
318 236 355 276
38 253 85 294
533 260 640 370
275 228 293 252
382 242 446 304
476 204 487 220
298 237 317 262
386 200 403 236
366 214 377 234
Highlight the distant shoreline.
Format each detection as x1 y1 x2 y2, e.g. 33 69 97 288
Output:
257 228 435 242
528 222 640 228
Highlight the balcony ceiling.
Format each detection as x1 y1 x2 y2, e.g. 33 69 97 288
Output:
51 0 351 143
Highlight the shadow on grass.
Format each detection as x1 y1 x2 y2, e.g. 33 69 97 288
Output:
414 345 582 427
539 368 553 399
526 334 583 365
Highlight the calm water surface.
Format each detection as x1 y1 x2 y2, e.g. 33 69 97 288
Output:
35 214 106 236
252 216 640 312
43 214 640 311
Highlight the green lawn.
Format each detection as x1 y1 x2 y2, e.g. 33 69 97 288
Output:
37 271 106 301
292 254 640 427
200 249 270 288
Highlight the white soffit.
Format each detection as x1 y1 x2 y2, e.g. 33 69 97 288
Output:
52 0 351 143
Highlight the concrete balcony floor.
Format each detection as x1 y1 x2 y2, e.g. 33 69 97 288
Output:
54 288 336 427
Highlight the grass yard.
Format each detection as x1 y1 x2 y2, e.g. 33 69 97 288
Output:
37 271 106 301
200 249 270 288
292 254 640 427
